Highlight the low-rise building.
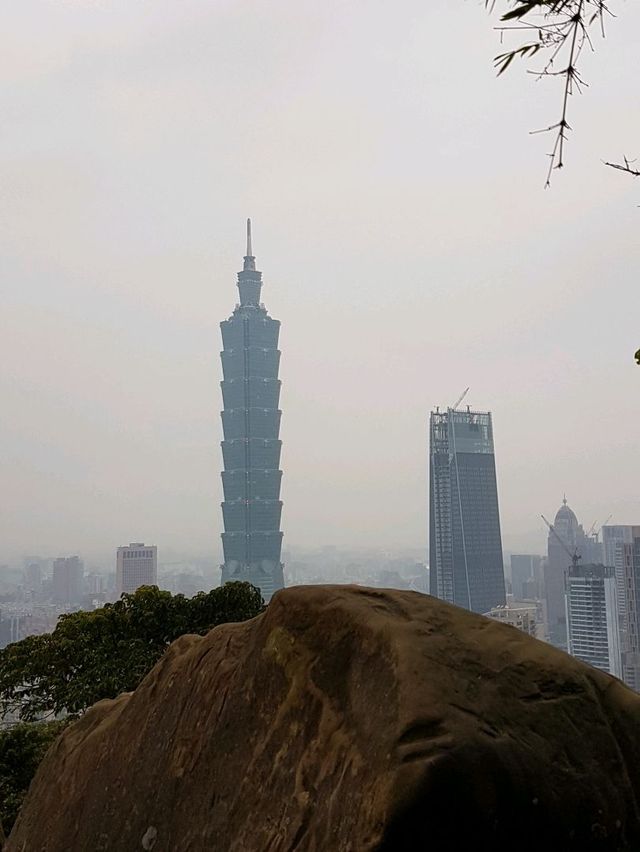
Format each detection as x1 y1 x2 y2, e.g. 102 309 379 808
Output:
485 604 539 639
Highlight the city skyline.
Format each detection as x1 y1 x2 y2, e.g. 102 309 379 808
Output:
2 4 640 844
1 1 639 563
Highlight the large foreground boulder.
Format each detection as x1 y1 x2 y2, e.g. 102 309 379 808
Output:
8 585 640 850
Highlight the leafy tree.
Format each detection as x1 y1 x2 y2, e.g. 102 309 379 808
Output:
0 720 67 837
0 582 263 722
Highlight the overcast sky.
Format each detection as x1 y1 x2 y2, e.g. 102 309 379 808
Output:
1 0 638 566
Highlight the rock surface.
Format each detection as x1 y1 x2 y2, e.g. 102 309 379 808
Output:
8 585 640 851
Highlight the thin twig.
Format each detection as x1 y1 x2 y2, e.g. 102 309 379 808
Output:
604 158 640 178
487 1 611 185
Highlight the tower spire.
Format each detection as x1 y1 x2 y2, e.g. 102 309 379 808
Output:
243 218 256 272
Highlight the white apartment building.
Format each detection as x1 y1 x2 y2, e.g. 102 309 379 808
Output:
116 543 158 597
565 563 622 678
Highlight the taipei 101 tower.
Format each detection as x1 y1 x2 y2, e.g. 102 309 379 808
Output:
219 221 284 601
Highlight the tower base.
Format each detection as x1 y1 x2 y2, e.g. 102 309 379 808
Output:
221 560 284 603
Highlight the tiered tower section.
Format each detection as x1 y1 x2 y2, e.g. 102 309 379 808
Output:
219 221 284 601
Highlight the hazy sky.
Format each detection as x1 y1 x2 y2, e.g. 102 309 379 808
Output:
2 0 639 565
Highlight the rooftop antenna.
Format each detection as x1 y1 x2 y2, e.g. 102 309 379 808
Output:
242 218 257 272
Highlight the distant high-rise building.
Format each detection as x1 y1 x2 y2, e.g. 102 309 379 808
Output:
521 575 544 602
603 525 634 570
23 562 43 597
219 221 284 602
603 525 640 690
429 407 506 614
52 556 84 605
544 498 602 648
565 563 622 678
85 573 105 596
510 554 542 600
116 544 157 596
602 525 635 633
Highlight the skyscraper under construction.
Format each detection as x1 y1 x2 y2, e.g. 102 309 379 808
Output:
429 406 506 614
219 221 284 602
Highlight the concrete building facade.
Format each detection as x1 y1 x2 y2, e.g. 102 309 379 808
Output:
116 543 157 597
603 525 635 634
52 556 84 606
485 604 539 638
603 525 640 690
565 563 622 678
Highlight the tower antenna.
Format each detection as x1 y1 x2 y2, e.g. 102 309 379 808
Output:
246 218 253 257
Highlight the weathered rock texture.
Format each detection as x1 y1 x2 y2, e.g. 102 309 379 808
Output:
8 586 640 851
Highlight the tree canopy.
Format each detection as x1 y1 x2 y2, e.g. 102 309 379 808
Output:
0 720 67 837
0 582 264 722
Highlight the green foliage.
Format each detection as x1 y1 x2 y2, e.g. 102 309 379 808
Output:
0 582 264 722
0 720 67 836
493 42 542 76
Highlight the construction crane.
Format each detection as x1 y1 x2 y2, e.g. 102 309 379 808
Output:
588 514 613 543
450 387 470 411
541 514 582 572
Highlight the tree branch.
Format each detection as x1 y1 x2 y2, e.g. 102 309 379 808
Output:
486 1 612 184
604 157 640 178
